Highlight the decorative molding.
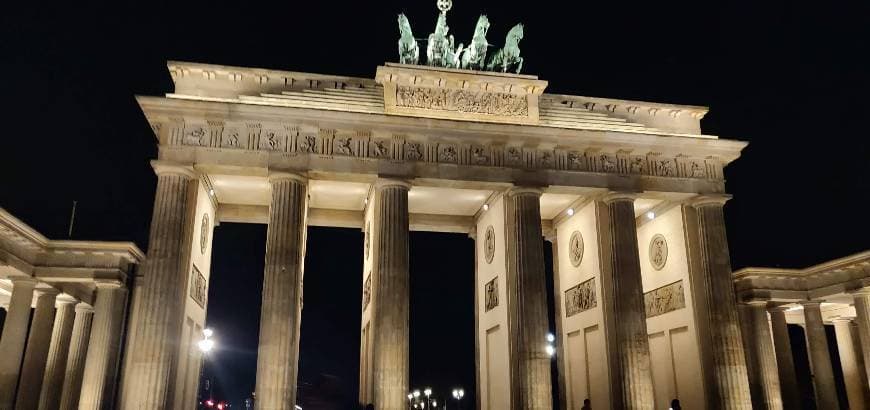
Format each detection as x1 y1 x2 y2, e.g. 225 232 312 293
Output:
644 280 685 318
565 277 596 317
200 213 210 255
362 274 372 311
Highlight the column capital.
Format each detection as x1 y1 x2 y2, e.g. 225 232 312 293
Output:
374 178 411 190
93 279 124 289
830 316 856 323
767 305 793 313
56 294 78 307
742 299 770 307
799 300 824 308
9 276 38 287
599 191 638 204
267 171 308 184
505 186 543 198
150 160 197 179
686 194 732 207
848 286 870 297
74 302 94 313
35 287 61 297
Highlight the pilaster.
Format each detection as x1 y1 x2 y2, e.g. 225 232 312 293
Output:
738 302 782 410
254 173 308 410
595 193 655 409
547 234 568 410
37 295 78 410
681 196 752 408
0 277 38 408
801 301 839 409
120 162 196 408
16 288 60 410
58 303 94 410
79 281 129 410
767 306 801 409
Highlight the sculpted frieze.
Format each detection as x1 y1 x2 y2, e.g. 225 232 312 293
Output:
159 119 724 181
565 278 596 317
395 86 529 117
644 280 685 318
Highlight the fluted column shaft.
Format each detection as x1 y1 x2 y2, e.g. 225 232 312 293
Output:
255 175 308 410
833 319 866 410
79 282 128 409
768 307 801 409
596 195 654 409
0 278 37 408
848 320 870 406
801 301 839 408
121 165 196 408
16 289 59 410
369 180 409 410
37 297 77 410
738 303 783 409
504 189 552 410
853 291 870 398
682 198 751 408
58 303 94 410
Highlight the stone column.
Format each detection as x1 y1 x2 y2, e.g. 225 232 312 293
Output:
36 295 77 410
120 162 196 408
682 196 752 408
738 302 782 410
801 301 839 408
79 281 128 410
368 179 410 410
595 193 654 409
15 288 59 410
853 289 870 398
58 303 94 410
255 173 308 410
768 306 801 409
832 318 866 410
503 188 552 410
848 320 870 406
0 277 37 408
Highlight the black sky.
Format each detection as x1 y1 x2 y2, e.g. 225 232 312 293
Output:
1 0 869 406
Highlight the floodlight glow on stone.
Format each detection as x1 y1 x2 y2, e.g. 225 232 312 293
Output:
646 211 655 220
483 204 489 211
203 328 214 338
566 208 575 216
198 338 215 353
545 344 555 356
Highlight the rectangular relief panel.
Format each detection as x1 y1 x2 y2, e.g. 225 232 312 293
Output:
565 278 596 317
486 325 509 410
585 325 608 410
644 280 685 318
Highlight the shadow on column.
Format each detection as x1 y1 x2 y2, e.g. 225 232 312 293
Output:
789 325 816 410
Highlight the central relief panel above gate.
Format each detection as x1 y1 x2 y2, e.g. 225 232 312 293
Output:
376 64 547 125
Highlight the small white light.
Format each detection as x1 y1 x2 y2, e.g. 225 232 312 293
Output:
365 198 368 205
203 328 214 338
407 394 413 400
545 344 555 356
483 203 489 211
209 189 215 196
566 208 575 216
424 388 432 397
646 211 655 220
546 333 555 342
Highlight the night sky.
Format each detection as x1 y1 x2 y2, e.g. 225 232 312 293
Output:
2 0 869 406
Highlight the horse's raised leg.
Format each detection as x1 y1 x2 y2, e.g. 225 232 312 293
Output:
516 57 524 74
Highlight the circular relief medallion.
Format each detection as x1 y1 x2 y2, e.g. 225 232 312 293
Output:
484 225 495 264
649 234 668 270
569 231 584 267
200 213 210 255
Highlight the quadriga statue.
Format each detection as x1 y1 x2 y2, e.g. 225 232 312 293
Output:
487 23 524 73
459 15 490 70
397 14 419 65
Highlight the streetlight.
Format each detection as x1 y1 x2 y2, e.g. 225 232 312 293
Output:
424 387 432 408
407 393 414 409
198 328 215 353
452 388 464 409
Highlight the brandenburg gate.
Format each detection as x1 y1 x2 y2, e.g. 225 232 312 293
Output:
119 46 755 410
